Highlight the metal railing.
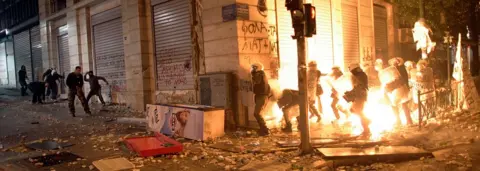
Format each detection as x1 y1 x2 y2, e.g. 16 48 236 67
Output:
417 81 460 129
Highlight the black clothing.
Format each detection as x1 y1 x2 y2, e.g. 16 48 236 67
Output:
87 89 105 105
251 70 270 136
18 70 27 82
397 65 409 87
20 81 28 96
43 69 52 81
351 68 369 90
251 70 270 95
46 73 64 84
28 82 46 103
84 74 107 90
66 72 84 90
385 65 410 92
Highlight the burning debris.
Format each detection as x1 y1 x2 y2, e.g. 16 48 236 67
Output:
412 19 436 59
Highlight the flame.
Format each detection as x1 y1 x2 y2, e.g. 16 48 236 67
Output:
412 20 436 59
267 65 417 141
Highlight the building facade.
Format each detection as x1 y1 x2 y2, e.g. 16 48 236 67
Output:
0 0 40 88
32 0 398 128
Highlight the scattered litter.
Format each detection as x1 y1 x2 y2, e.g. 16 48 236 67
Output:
25 152 82 167
124 132 183 157
26 140 74 150
92 157 134 171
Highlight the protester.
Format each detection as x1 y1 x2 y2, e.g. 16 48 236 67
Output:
43 68 54 97
28 81 46 104
66 66 91 117
343 63 371 136
45 69 63 101
251 63 271 136
307 61 322 122
18 65 28 96
84 71 109 106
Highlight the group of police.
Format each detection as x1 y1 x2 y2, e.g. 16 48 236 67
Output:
250 57 431 137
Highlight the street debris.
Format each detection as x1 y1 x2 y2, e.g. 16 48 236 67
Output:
124 133 183 157
25 152 82 167
92 157 134 171
25 140 74 150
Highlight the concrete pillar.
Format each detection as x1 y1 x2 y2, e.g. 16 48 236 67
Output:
358 0 375 65
77 8 93 73
39 0 52 70
331 0 345 70
121 0 155 110
202 0 278 127
67 10 81 71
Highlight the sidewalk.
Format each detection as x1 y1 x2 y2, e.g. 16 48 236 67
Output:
1 87 480 171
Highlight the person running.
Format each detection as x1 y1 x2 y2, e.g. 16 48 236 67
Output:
84 71 109 106
43 68 54 98
329 66 343 120
18 65 28 96
307 61 322 122
66 66 91 117
344 63 371 136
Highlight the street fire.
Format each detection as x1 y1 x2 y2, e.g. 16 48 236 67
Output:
264 64 415 141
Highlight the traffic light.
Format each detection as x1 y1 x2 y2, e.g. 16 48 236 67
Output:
304 4 316 37
285 0 300 11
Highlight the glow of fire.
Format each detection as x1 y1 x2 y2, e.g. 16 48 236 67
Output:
265 60 419 141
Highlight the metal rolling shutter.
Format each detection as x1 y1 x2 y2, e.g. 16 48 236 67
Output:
14 30 32 85
58 34 69 94
374 5 388 62
30 26 42 81
341 3 359 68
6 42 16 87
153 0 194 90
276 0 298 89
313 0 333 72
92 7 125 92
0 43 7 85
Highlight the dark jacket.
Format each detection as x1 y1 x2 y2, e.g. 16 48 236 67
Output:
351 68 369 90
396 65 409 87
344 68 368 102
43 69 52 81
66 72 84 89
84 74 107 90
28 82 46 94
18 70 27 82
385 65 410 92
251 70 270 95
277 89 299 109
46 73 64 85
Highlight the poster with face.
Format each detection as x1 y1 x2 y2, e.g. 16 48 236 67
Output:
146 104 224 140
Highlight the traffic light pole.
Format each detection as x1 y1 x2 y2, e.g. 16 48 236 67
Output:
294 0 313 155
296 30 313 154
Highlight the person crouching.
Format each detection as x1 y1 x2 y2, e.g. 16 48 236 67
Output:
28 81 46 104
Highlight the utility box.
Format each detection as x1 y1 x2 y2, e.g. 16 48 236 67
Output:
198 72 236 130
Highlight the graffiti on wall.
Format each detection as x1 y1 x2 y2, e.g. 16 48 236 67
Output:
362 47 373 63
240 21 278 54
158 58 193 87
